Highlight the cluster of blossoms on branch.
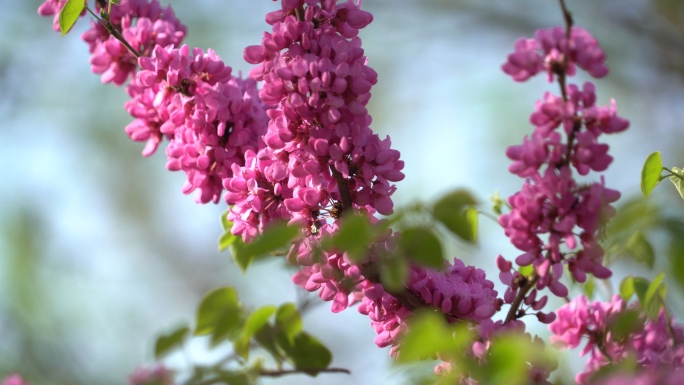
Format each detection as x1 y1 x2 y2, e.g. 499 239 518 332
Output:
498 25 628 322
35 1 684 384
551 295 684 384
232 0 503 363
40 0 269 204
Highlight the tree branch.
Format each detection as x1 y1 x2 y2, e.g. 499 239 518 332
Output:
504 273 539 324
260 367 351 377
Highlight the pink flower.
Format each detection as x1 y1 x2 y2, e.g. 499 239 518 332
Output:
503 27 609 83
1 375 30 385
128 364 173 385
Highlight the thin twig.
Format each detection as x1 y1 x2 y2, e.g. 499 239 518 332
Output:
85 6 141 58
504 273 539 324
260 367 351 377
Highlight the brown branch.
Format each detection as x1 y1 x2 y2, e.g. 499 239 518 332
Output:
260 367 351 377
504 273 539 324
557 0 573 101
558 0 574 39
85 6 141 58
330 166 353 214
294 6 305 22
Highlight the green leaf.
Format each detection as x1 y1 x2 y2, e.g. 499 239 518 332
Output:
607 198 659 238
607 309 644 342
668 166 684 199
667 235 684 291
219 212 240 252
233 221 299 272
640 151 662 198
254 324 284 363
276 332 332 376
632 277 651 304
323 213 378 262
380 255 409 292
466 206 478 242
219 231 240 252
110 0 120 5
619 276 635 300
643 273 666 318
397 311 471 362
195 287 242 346
583 276 596 299
399 227 444 268
432 189 478 243
275 303 302 344
154 324 189 360
645 273 665 305
400 311 451 359
624 231 655 268
482 336 530 385
58 0 85 36
235 305 277 359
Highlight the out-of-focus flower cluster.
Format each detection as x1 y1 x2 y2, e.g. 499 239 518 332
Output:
550 295 684 384
1 375 30 385
128 364 174 385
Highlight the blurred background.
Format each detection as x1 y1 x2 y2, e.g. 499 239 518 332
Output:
2 0 684 384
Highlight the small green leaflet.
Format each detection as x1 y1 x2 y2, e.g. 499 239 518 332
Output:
397 310 471 362
380 255 409 292
640 151 662 198
234 222 300 272
235 305 277 359
154 324 189 359
275 303 302 344
619 275 667 319
275 331 332 376
624 231 655 268
668 166 684 199
398 226 444 269
194 287 242 346
432 189 478 243
220 216 299 273
218 211 240 252
322 213 376 262
58 0 85 36
607 309 644 342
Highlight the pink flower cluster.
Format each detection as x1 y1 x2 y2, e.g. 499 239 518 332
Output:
39 0 269 204
498 26 629 316
82 0 187 86
225 0 403 243
357 257 501 356
39 0 187 85
502 26 608 82
550 295 684 384
130 44 268 202
290 220 370 312
590 367 684 385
